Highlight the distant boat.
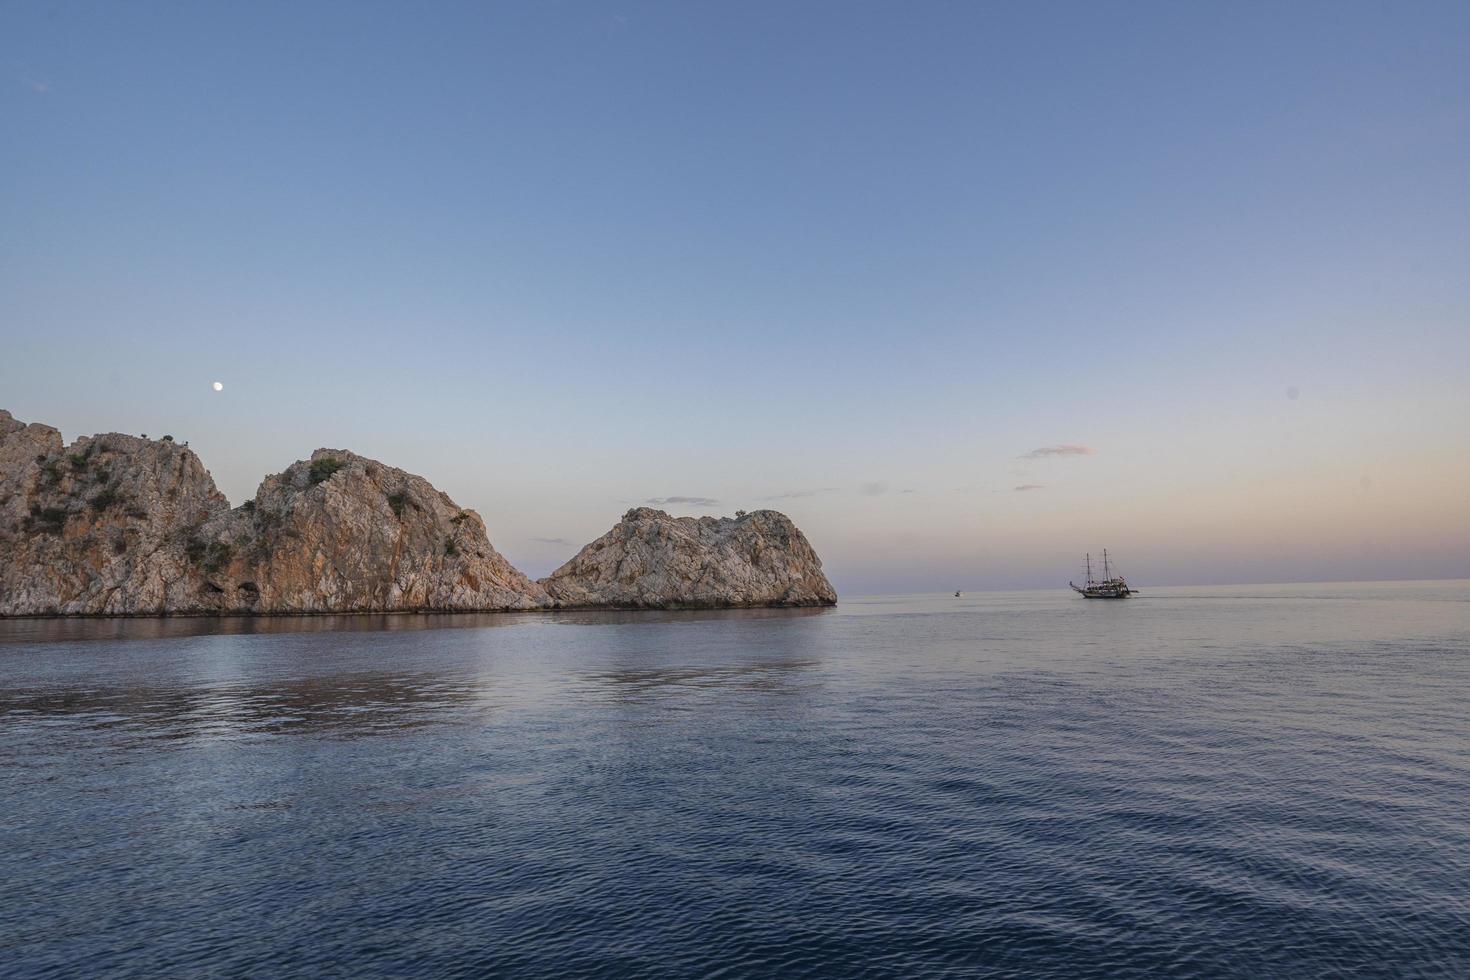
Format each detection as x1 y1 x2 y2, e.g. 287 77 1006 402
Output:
954 591 962 597
1070 550 1136 599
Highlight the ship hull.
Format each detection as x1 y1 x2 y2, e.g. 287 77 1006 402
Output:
1070 582 1135 599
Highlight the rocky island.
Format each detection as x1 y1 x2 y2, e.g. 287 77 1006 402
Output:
543 507 837 609
0 410 836 616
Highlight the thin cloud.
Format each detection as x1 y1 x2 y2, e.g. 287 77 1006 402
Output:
759 487 839 500
1020 444 1095 459
530 536 575 546
859 481 889 496
1013 484 1044 492
646 495 720 507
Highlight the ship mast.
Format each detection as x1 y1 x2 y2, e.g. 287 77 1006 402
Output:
1085 553 1093 584
1103 549 1110 580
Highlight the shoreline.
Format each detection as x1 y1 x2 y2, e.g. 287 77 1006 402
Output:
0 598 838 621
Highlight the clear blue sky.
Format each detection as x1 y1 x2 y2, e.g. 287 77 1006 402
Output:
4 1 1468 590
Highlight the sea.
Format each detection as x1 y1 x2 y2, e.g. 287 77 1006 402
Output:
2 581 1468 978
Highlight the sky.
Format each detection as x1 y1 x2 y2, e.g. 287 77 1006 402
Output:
3 1 1468 592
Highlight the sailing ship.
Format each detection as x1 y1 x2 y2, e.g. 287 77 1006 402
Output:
1069 550 1136 598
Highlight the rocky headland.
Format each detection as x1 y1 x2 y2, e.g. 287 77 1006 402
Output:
0 410 836 616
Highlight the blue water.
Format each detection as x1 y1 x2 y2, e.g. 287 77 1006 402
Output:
2 582 1469 978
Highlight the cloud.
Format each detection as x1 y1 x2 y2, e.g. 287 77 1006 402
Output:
646 496 719 507
530 537 575 546
1013 484 1044 492
859 481 889 496
759 487 839 500
1020 444 1094 459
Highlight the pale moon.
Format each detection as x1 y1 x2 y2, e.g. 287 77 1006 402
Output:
212 381 224 392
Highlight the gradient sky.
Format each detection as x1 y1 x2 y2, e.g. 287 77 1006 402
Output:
4 1 1469 592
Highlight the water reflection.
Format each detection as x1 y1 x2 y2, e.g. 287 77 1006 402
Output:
0 671 488 741
567 606 829 703
0 605 832 645
3 586 1469 979
583 660 820 700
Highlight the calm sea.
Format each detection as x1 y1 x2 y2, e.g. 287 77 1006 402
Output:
2 582 1468 978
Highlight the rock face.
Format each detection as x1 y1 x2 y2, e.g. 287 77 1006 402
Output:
0 411 546 615
2 410 838 616
194 450 548 614
541 507 837 609
0 412 232 615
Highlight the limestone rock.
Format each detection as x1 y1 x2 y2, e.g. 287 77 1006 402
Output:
3 409 837 616
194 450 549 613
0 414 231 615
0 411 547 615
541 507 837 609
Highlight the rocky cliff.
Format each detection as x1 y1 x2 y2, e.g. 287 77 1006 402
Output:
541 507 837 609
0 412 233 615
2 410 838 616
193 450 548 613
0 411 546 615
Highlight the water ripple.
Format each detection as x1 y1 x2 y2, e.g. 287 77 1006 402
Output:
2 584 1468 977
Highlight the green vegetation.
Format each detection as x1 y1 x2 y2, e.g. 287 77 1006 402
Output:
89 486 123 511
386 492 407 518
183 536 233 572
68 453 89 471
203 541 233 574
309 457 345 486
240 499 256 513
444 540 459 557
450 511 469 525
27 505 69 534
161 435 174 442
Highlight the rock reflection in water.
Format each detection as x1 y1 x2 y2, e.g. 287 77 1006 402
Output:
0 604 831 646
546 606 831 627
567 606 828 703
0 671 488 741
0 612 544 645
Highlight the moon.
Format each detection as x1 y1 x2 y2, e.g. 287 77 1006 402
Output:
212 381 224 392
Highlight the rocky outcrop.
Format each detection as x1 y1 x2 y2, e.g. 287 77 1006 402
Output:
0 412 232 615
0 411 546 615
1 410 838 616
541 507 837 609
193 450 548 613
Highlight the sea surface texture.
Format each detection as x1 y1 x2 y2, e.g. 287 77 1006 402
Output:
3 582 1468 978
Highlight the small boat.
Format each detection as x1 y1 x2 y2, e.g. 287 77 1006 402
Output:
954 591 962 597
1069 550 1136 598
